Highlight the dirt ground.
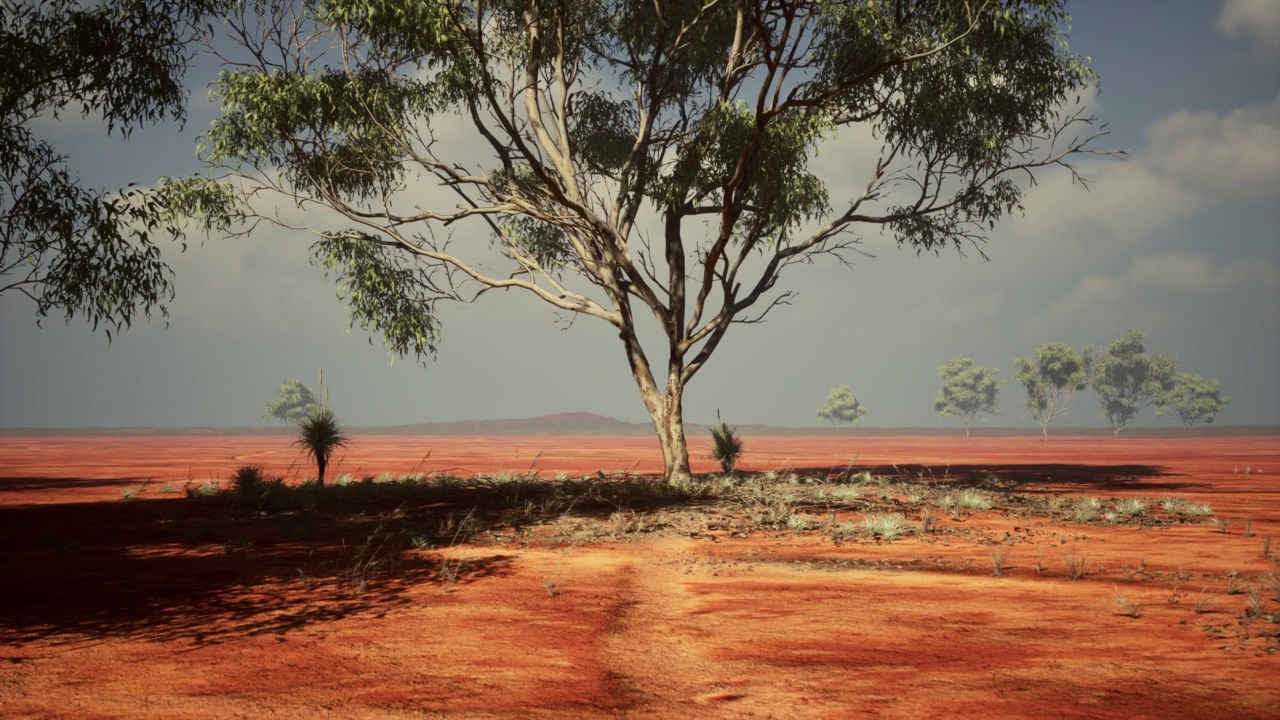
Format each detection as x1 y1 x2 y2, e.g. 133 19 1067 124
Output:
1 434 1277 718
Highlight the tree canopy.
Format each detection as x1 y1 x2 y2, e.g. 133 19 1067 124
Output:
934 358 1002 437
264 379 321 424
1014 341 1087 440
178 0 1112 480
1164 371 1231 430
0 0 232 336
1084 330 1177 436
818 385 868 426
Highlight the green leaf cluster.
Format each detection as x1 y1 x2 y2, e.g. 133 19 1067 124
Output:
935 358 1002 436
1083 331 1177 436
818 385 868 426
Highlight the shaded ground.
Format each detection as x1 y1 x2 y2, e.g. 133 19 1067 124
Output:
1 435 1277 718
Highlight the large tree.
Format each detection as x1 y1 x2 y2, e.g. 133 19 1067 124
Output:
1014 341 1087 440
1163 371 1231 431
0 0 229 336
264 379 321 424
184 0 1111 481
1084 330 1177 436
934 358 1002 437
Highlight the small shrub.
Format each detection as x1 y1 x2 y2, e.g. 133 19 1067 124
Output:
1227 571 1247 595
1102 510 1120 524
709 421 745 474
990 548 1009 577
1193 588 1217 614
1160 496 1185 515
920 509 939 534
1244 583 1266 618
1063 551 1090 581
335 473 356 487
863 513 909 541
957 489 992 511
937 494 956 512
232 464 268 495
120 485 142 500
787 513 817 532
1112 586 1141 618
834 522 859 538
1210 516 1231 534
158 482 174 494
1261 535 1274 560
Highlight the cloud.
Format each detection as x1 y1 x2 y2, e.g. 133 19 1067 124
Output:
1026 251 1280 341
1143 95 1280 203
1217 0 1280 61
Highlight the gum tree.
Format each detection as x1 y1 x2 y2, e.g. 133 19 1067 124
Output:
1084 330 1177 436
264 379 320 424
0 0 230 336
185 0 1111 482
1163 371 1231 431
818 385 868 426
1014 341 1087 440
934 358 1002 437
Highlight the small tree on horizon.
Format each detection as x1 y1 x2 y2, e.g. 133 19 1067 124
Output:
818 386 868 427
1084 330 1178 436
264 379 320 424
1163 371 1231 431
1015 342 1088 440
935 358 1002 437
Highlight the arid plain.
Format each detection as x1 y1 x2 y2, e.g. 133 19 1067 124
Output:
1 433 1277 718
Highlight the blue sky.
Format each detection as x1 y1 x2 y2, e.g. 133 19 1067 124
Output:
1 0 1277 430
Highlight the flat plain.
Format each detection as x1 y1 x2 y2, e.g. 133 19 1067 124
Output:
1 434 1277 718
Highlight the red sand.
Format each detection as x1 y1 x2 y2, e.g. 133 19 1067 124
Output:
1 434 1277 718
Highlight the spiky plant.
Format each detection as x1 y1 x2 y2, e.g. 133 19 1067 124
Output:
296 405 349 486
709 422 744 474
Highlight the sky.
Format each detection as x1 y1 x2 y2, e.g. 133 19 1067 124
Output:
1 0 1278 430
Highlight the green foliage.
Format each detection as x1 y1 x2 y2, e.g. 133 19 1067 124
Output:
1084 331 1178 436
264 379 320 423
0 0 227 335
818 385 868 426
296 405 350 486
709 422 744 474
1163 372 1231 430
934 358 1003 437
1015 342 1088 440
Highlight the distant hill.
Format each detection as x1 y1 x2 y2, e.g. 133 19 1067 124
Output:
2 412 1276 437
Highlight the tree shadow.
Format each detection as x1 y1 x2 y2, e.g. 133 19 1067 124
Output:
781 462 1202 494
0 476 155 493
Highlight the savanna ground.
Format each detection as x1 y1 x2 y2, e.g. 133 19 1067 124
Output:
0 434 1277 718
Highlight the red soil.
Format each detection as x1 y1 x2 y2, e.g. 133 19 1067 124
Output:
1 434 1277 718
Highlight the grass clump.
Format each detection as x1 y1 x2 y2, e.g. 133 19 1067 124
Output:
1180 502 1212 517
863 513 909 541
1063 550 1090 580
1116 498 1146 517
1112 586 1142 618
232 464 268 495
957 489 992 511
787 513 817 532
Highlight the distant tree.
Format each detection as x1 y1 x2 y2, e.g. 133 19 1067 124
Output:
1083 331 1177 436
264 380 319 424
1163 372 1231 430
0 0 231 336
1015 342 1088 440
935 358 1002 437
818 385 868 426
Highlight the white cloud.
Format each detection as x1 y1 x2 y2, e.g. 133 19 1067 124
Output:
1218 0 1280 61
1143 95 1280 203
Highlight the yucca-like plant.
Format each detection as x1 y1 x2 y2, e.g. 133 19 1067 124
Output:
296 405 349 486
709 421 744 474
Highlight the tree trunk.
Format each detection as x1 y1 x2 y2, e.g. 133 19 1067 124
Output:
652 384 692 483
1041 424 1049 441
316 457 327 486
